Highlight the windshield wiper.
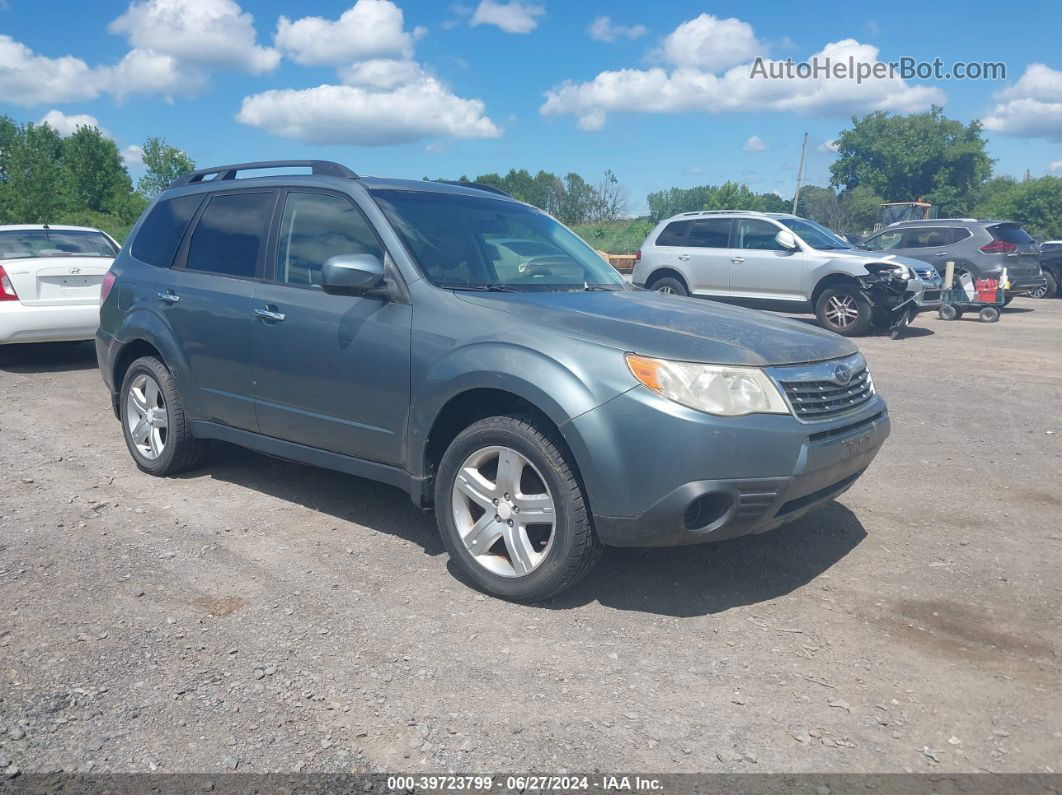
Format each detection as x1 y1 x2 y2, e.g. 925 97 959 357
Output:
449 284 520 292
582 284 623 291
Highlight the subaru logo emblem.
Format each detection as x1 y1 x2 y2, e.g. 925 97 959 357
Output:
833 363 852 385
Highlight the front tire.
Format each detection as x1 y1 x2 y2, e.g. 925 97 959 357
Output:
815 284 873 336
120 356 206 476
434 414 602 601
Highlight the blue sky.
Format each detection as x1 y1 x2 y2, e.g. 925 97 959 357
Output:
2 0 1060 214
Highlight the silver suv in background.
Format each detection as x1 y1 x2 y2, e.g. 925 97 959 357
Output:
632 211 941 336
860 219 1045 300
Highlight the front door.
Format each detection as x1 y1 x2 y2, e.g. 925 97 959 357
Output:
251 190 412 466
728 218 804 302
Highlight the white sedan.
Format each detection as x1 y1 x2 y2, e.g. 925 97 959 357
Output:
0 224 118 345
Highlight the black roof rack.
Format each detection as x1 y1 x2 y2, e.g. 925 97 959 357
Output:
433 179 513 198
170 160 358 187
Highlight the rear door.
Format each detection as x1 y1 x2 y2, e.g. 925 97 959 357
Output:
250 189 412 466
728 218 803 301
891 226 952 273
160 189 277 432
683 218 733 295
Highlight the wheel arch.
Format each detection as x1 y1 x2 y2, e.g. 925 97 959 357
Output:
644 267 689 291
810 272 860 308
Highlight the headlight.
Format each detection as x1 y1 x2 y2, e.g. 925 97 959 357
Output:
625 354 789 417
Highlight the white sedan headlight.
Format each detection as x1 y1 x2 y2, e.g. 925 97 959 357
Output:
626 354 789 417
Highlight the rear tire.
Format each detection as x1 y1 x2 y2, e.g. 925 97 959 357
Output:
1032 269 1058 299
120 356 206 476
815 284 873 336
649 275 688 296
434 414 602 601
979 306 1000 323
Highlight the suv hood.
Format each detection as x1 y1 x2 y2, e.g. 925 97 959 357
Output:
456 290 856 366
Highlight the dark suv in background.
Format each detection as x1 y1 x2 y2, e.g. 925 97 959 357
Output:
861 219 1044 299
97 160 890 601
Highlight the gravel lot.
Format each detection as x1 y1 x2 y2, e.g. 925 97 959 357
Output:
1 299 1060 777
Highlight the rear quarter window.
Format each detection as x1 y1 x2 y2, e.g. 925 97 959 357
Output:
655 221 690 246
131 194 204 268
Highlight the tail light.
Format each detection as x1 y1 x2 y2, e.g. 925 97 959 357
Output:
0 265 18 302
100 270 117 304
980 240 1017 254
634 248 642 263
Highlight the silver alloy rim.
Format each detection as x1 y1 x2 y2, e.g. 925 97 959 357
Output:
1031 283 1048 299
126 374 168 460
657 285 676 294
825 294 860 328
451 445 556 578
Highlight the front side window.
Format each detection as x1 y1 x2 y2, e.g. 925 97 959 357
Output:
275 193 384 287
735 219 785 251
132 195 202 267
904 227 950 248
184 192 275 279
655 221 690 246
862 230 904 251
0 229 118 260
779 218 852 250
687 219 732 248
371 189 626 291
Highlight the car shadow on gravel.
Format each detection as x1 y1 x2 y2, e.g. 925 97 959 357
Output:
545 500 866 617
189 442 445 555
0 340 97 373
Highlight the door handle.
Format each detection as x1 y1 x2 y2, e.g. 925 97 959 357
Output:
254 307 286 322
731 257 745 264
677 253 691 261
156 291 179 304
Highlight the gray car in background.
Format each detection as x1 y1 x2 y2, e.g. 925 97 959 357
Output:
861 219 1045 299
97 161 890 601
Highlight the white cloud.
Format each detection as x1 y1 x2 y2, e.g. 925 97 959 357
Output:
339 59 426 89
276 0 419 66
123 144 145 168
103 48 204 102
109 0 279 75
471 0 544 34
742 135 767 152
0 34 101 105
236 79 501 145
658 14 765 72
819 138 839 153
38 110 109 137
983 64 1062 142
587 16 646 43
541 32 943 131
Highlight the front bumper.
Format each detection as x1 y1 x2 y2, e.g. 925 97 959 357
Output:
568 373 890 548
0 301 100 345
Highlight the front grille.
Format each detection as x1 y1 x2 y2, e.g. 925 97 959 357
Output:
780 366 874 420
914 266 938 280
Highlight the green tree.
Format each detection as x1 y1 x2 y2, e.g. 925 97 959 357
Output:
797 185 882 234
0 121 69 223
975 176 1062 240
829 106 992 216
137 136 195 198
62 125 133 216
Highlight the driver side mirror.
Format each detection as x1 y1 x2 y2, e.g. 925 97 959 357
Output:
775 230 800 251
321 253 385 295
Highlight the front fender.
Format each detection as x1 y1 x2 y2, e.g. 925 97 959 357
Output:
407 339 628 480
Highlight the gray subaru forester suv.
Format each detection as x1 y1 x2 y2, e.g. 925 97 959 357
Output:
97 160 890 601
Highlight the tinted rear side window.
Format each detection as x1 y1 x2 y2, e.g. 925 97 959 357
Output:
655 221 690 246
903 227 950 248
184 192 275 279
131 195 202 268
687 219 732 248
989 224 1034 245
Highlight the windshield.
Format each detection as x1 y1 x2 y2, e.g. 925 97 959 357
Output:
779 218 853 251
370 189 627 291
0 229 118 260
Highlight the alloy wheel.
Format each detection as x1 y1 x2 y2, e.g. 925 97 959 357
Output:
451 445 556 578
825 294 860 328
656 285 676 294
126 373 168 459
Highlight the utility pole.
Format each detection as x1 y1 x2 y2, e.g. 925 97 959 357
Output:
792 131 808 215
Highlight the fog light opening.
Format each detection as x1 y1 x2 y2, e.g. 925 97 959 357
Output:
683 492 733 531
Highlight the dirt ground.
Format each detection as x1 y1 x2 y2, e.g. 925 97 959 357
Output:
0 298 1060 777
